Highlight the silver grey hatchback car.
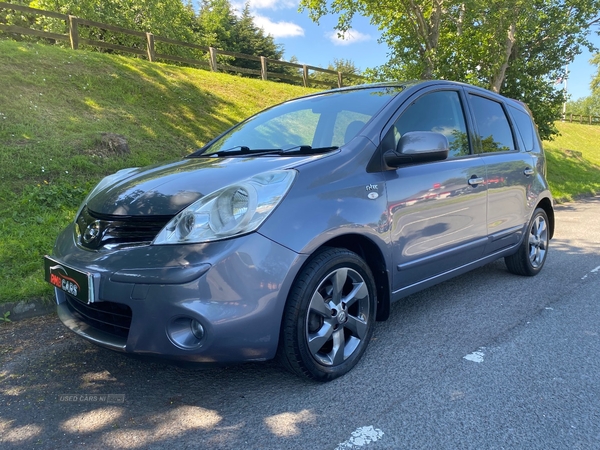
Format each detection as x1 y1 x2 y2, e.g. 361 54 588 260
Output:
45 81 554 381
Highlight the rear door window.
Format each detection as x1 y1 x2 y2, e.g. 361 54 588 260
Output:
468 94 516 153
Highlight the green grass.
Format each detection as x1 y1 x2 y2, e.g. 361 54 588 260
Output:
543 122 600 203
1 38 600 304
0 38 315 304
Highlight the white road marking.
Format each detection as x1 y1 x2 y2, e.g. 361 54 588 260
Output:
335 426 384 449
464 348 485 363
581 265 600 280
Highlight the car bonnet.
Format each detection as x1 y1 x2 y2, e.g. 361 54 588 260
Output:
85 154 325 216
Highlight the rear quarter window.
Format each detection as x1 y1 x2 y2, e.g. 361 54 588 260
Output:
508 106 536 151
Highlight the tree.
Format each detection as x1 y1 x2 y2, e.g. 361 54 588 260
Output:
300 0 600 139
195 1 291 76
24 0 288 72
230 4 285 71
30 0 199 57
1 0 38 41
591 52 600 94
196 0 236 48
311 58 362 87
566 95 600 116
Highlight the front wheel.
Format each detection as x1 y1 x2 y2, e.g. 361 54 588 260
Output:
278 248 376 381
505 208 549 276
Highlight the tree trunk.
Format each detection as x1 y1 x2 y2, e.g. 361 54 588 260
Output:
490 22 516 93
457 3 465 36
409 0 444 79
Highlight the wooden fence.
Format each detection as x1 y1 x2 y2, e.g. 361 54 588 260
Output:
563 113 600 125
0 1 362 88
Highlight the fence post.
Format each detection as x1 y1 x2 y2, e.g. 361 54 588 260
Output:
337 72 342 88
302 65 308 87
146 32 155 62
209 47 217 71
68 15 79 50
260 57 267 81
590 115 592 125
569 113 572 122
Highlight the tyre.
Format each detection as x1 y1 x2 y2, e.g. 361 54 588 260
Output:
278 248 376 381
505 208 549 276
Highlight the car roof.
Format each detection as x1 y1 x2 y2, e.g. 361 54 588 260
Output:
324 80 529 114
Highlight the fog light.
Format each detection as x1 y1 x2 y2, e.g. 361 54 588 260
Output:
190 319 205 340
167 316 207 349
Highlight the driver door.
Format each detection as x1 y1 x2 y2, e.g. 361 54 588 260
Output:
384 89 488 293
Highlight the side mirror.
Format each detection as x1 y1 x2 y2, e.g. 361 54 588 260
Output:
384 131 449 167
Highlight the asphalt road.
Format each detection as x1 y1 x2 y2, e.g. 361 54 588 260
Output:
1 196 599 450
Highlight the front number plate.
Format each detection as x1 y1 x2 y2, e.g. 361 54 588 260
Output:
44 256 94 304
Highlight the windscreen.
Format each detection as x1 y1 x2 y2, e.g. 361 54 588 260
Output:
200 87 403 155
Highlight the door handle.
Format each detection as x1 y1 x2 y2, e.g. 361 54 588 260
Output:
468 177 484 186
524 168 534 176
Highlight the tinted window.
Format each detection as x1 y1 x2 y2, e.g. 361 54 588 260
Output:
509 106 535 151
469 95 515 153
393 90 470 158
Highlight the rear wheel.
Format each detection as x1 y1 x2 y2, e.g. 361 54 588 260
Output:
278 248 376 381
505 208 549 276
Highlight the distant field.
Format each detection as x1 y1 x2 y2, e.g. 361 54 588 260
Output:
543 121 600 203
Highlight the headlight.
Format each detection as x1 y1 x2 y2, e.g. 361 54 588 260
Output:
153 170 296 244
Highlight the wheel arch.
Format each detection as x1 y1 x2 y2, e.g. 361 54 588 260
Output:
537 197 555 239
298 234 391 322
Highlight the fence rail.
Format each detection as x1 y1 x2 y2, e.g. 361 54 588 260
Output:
563 113 600 125
0 1 363 88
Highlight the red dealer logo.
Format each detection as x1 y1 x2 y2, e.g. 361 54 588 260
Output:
49 264 80 297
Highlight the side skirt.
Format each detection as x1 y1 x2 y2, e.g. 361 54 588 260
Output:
390 239 522 303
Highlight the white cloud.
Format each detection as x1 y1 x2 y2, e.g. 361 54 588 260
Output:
254 15 305 38
245 0 298 9
327 29 371 46
230 2 244 17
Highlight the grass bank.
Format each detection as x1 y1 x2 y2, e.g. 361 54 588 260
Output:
0 39 315 304
543 121 600 203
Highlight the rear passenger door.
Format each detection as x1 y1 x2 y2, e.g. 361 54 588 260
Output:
465 91 535 254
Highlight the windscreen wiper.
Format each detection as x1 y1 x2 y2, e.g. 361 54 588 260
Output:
282 145 339 154
192 145 339 158
197 146 284 157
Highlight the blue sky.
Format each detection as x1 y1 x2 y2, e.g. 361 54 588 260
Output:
566 40 599 100
218 0 599 100
226 0 389 71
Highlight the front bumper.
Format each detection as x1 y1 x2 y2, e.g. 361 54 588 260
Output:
51 224 306 363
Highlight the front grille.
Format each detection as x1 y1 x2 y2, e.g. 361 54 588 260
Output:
76 206 172 250
65 294 132 339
